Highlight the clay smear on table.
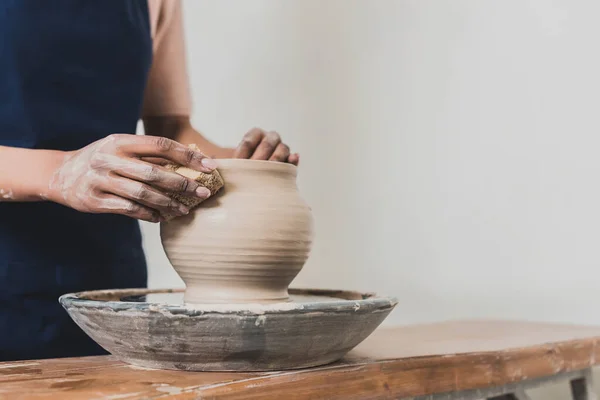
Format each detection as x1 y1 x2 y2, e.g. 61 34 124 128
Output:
0 188 13 200
161 157 314 304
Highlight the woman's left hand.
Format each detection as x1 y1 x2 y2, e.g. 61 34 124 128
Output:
232 128 299 165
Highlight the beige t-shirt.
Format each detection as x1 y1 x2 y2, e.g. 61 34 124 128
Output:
143 0 191 117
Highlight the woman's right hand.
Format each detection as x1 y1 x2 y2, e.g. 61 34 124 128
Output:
47 134 217 222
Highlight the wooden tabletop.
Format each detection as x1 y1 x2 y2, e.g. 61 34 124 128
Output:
2 320 600 399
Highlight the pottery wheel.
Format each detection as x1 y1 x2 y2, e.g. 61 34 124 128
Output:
60 288 397 372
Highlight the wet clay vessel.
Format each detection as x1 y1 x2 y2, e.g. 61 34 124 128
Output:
160 159 314 304
60 288 398 371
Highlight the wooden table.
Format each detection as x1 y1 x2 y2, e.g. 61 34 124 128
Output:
1 320 599 399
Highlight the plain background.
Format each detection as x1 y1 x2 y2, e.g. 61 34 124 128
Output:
139 1 600 397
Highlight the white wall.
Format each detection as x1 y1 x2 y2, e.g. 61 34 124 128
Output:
141 1 600 395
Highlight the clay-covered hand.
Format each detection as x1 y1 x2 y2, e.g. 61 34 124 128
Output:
47 134 217 222
233 128 299 165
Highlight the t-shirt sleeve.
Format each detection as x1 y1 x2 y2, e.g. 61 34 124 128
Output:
142 0 192 117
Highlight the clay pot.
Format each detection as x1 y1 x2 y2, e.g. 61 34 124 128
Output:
160 159 314 304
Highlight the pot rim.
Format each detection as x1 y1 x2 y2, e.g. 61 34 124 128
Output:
215 158 298 173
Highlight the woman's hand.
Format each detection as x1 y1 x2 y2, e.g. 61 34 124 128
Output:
233 128 299 165
47 134 216 222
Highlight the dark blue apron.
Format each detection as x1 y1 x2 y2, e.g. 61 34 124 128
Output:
0 0 152 360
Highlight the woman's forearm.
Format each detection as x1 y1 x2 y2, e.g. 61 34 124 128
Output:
0 146 65 202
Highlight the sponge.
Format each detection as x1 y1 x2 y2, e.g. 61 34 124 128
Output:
162 144 224 220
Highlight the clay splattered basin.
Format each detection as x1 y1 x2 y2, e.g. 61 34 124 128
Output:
59 288 397 371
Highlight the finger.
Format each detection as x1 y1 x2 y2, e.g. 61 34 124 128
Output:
233 128 265 159
104 176 190 217
109 134 217 173
113 158 210 198
140 157 170 166
269 143 290 162
288 153 300 166
94 193 160 223
251 131 281 160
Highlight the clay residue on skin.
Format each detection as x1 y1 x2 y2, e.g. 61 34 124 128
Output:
48 144 106 208
0 188 14 200
47 136 148 213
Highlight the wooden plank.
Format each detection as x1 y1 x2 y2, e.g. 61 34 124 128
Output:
0 357 259 399
187 341 600 399
0 321 599 399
